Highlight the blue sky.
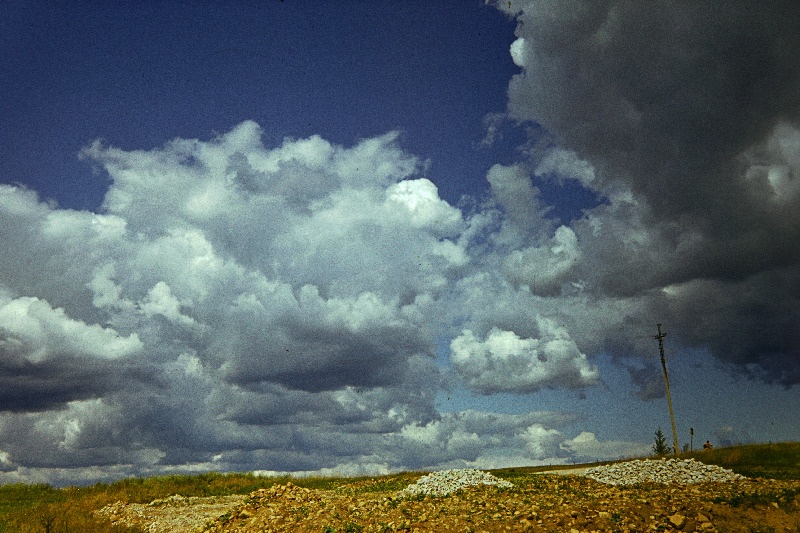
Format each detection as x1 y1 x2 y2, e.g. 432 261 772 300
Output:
3 1 522 209
1 1 799 485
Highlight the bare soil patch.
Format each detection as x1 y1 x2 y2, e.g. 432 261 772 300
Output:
96 494 249 533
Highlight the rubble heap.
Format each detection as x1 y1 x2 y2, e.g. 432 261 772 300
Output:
584 458 747 486
398 468 513 497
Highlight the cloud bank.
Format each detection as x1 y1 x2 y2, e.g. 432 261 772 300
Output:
1 123 628 485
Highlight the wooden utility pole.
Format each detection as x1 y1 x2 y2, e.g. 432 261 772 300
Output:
655 324 679 456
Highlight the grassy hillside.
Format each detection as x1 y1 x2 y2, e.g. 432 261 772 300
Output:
0 442 797 532
492 442 800 482
679 442 800 480
0 472 294 533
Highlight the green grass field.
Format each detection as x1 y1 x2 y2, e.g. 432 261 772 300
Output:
0 442 797 532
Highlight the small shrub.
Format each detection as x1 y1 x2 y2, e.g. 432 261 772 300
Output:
652 428 672 456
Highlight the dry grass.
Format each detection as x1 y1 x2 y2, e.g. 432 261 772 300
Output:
0 472 331 532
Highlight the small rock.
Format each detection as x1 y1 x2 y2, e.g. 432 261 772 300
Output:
668 513 686 529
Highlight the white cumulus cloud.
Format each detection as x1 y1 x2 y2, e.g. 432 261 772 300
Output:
0 295 142 363
560 432 651 462
503 225 581 295
450 321 598 394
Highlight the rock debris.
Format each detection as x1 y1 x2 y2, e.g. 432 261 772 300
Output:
397 468 513 497
584 457 747 485
95 467 800 533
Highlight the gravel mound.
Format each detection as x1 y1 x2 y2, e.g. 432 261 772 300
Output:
398 468 513 497
584 458 746 486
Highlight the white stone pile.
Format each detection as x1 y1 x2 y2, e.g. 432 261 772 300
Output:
398 468 514 497
584 458 746 486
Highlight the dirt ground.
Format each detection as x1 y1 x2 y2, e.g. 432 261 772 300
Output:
96 471 800 533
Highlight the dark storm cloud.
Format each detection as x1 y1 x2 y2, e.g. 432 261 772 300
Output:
655 267 800 385
504 1 800 201
504 0 800 275
0 356 115 412
216 296 433 393
625 361 666 401
493 0 800 382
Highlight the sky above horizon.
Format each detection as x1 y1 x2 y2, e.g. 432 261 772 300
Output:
1 0 799 486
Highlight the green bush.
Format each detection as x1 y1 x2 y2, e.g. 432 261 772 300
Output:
652 428 672 456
